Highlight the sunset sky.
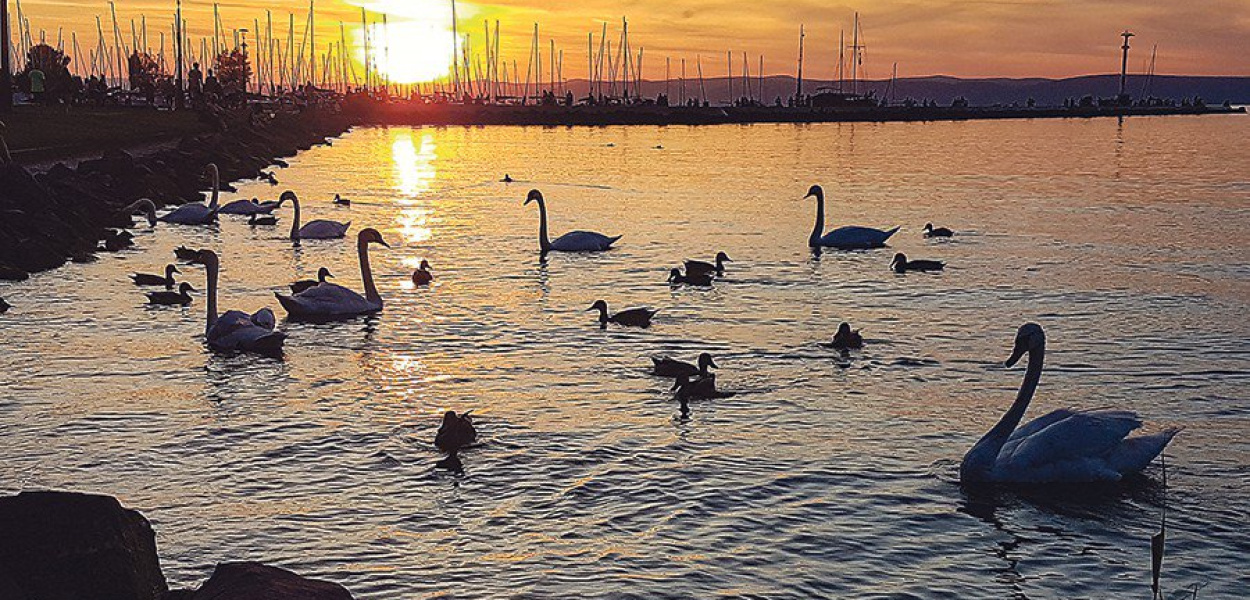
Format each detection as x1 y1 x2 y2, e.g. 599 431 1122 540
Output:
13 0 1249 83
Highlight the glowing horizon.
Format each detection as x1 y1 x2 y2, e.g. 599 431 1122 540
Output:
10 0 1250 85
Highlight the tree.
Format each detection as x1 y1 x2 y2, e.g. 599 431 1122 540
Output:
213 48 251 93
19 43 72 99
128 51 164 92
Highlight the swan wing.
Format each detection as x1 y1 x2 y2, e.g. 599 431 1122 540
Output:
208 310 286 354
818 226 900 249
550 231 620 251
159 204 214 224
1105 429 1180 475
276 283 377 318
298 220 350 239
217 200 265 215
1001 409 1142 473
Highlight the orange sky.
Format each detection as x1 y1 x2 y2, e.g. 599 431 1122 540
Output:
12 0 1250 82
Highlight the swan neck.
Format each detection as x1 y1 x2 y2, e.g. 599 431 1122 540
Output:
205 261 219 335
359 238 381 305
209 170 220 209
988 343 1045 443
536 198 550 251
289 197 301 240
810 193 825 246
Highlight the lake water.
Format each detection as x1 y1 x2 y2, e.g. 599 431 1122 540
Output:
2 116 1248 598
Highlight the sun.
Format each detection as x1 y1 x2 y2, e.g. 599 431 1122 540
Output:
366 20 457 85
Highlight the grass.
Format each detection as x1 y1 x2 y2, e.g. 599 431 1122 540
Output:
2 105 209 162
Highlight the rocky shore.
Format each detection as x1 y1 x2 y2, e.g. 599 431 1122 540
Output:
0 105 353 281
0 491 355 599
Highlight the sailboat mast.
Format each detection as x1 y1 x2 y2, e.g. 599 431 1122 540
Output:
795 24 804 102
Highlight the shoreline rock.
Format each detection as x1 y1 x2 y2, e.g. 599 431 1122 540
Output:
0 105 353 281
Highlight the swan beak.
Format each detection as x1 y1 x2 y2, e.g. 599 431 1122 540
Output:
670 379 683 391
1005 347 1027 367
709 358 719 369
802 192 814 199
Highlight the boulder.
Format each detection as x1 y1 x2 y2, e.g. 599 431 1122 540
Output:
0 491 168 600
192 563 354 600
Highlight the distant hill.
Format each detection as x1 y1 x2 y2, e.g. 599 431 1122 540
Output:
561 74 1250 106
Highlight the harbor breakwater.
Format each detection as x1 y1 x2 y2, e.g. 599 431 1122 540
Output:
0 105 352 281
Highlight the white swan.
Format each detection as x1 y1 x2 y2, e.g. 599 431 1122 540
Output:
119 198 158 227
275 228 389 320
804 185 899 249
960 323 1180 484
193 249 287 356
524 189 620 253
283 191 350 241
159 164 221 225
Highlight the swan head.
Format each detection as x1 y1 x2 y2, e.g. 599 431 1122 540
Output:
668 268 683 282
165 264 180 277
1006 323 1045 367
804 185 824 200
715 251 732 264
358 228 390 248
836 322 852 337
280 190 299 205
891 253 907 266
188 248 219 268
178 282 196 294
418 259 431 270
697 352 717 371
317 267 333 281
924 223 934 231
125 198 158 226
524 189 544 205
204 163 219 179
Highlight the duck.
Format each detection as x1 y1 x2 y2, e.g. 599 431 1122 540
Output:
333 193 350 206
960 323 1180 484
525 189 621 253
248 213 278 226
668 268 714 287
101 229 135 251
145 282 195 306
684 252 732 277
412 259 433 285
435 410 478 453
174 246 200 262
923 223 954 238
131 264 180 288
118 198 157 228
651 352 716 378
672 373 735 402
261 170 279 185
159 164 221 225
589 300 657 328
829 322 864 350
284 191 350 241
891 253 945 273
0 297 10 313
804 185 899 249
289 267 333 294
192 249 287 356
275 228 390 321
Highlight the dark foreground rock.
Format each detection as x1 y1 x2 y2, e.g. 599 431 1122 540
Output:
191 563 354 600
0 491 168 600
0 491 356 600
0 105 354 280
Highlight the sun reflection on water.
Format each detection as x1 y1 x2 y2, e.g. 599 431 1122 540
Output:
390 131 438 247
